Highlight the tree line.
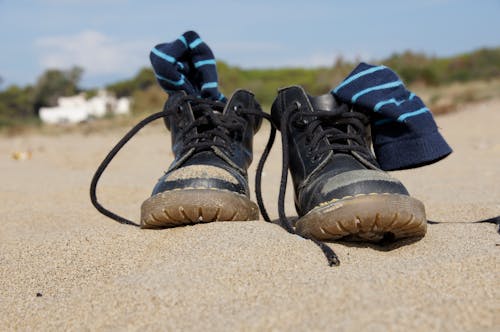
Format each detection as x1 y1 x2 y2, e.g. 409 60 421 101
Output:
1 47 499 128
0 67 83 127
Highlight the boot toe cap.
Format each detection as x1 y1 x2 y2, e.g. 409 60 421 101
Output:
152 165 248 196
299 169 410 215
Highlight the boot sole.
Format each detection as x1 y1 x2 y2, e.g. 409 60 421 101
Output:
295 193 426 242
140 189 259 228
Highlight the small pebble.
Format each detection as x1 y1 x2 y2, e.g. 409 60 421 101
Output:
36 292 42 297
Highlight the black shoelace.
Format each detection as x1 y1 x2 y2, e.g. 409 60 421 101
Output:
177 98 246 156
428 216 500 236
90 96 498 266
255 102 500 266
255 102 373 266
90 96 275 226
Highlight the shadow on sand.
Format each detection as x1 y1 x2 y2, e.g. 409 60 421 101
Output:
428 215 500 234
271 215 500 252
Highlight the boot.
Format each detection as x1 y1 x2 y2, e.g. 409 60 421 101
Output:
141 89 262 228
270 85 426 242
90 31 268 228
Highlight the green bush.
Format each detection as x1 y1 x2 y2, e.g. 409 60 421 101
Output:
1 47 499 128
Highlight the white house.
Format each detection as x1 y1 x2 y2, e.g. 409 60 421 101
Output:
39 90 131 124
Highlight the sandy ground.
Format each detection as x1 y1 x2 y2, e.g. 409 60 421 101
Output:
1 100 499 331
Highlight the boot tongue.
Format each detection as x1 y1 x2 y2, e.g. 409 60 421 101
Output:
190 103 224 136
309 94 376 168
308 93 366 159
308 93 338 112
307 93 348 143
191 105 223 119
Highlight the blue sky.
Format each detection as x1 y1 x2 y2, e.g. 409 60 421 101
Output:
1 0 499 88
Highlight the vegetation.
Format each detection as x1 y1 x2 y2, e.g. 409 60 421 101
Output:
107 68 156 98
32 66 83 114
112 47 500 112
0 66 83 127
0 85 36 127
383 48 500 85
1 47 499 130
216 47 500 105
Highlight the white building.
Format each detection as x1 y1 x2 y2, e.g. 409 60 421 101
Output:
39 90 131 124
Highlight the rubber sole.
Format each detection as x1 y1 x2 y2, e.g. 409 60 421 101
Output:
295 193 427 242
140 189 259 228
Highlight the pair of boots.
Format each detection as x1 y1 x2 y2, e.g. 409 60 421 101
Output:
140 86 426 243
91 31 448 266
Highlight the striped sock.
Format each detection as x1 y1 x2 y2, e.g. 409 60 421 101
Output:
332 62 452 170
150 31 226 101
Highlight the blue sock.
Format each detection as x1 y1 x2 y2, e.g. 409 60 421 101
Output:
150 31 226 102
332 62 452 171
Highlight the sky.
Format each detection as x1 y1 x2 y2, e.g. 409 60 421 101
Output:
0 0 499 88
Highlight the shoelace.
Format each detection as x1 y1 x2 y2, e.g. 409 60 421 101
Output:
255 102 375 266
296 105 374 165
256 103 500 265
90 96 275 226
90 96 499 265
178 97 244 156
428 216 500 236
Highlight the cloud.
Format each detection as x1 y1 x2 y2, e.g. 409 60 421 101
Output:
222 50 372 69
214 41 284 54
280 52 344 68
300 51 373 67
35 30 150 77
212 40 372 69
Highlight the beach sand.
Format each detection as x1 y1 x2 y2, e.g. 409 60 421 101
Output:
1 100 499 331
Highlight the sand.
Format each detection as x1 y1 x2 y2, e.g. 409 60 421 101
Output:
1 100 499 331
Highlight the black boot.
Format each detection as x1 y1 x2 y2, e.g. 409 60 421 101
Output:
270 86 426 242
91 31 273 228
141 89 262 228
